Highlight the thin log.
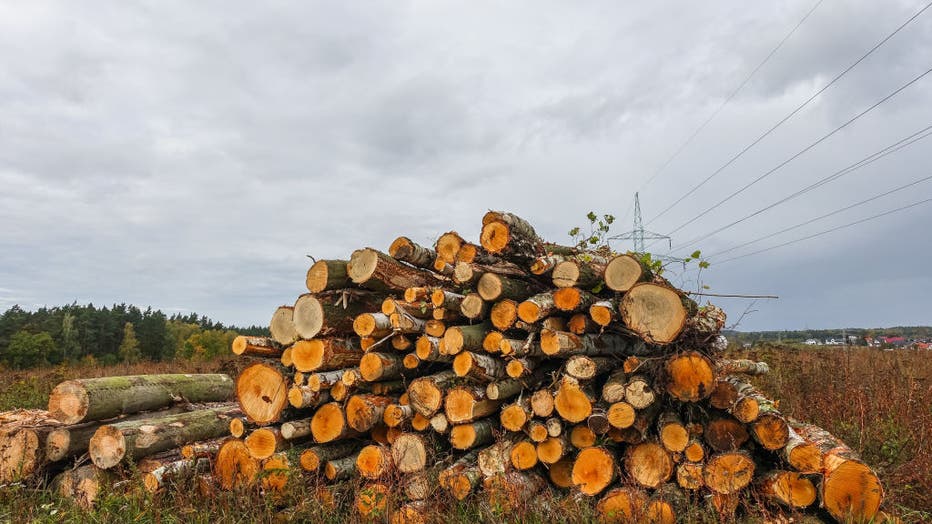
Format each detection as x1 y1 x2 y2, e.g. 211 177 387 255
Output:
305 259 351 293
389 237 437 269
231 336 283 358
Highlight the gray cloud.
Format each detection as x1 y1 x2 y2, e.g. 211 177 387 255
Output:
1 0 930 330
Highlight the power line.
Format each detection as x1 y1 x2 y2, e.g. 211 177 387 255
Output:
668 122 932 253
706 173 932 259
648 64 932 248
635 0 825 194
712 197 932 264
645 0 932 226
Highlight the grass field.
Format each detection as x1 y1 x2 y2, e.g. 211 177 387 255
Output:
0 345 929 523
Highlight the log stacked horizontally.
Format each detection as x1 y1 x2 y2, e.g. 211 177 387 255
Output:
0 211 884 522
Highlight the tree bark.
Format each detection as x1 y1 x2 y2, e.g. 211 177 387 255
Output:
449 418 496 450
540 330 649 357
478 273 542 302
231 336 283 358
349 248 444 293
48 374 233 425
358 352 406 382
480 211 575 263
294 291 385 339
445 385 503 424
346 394 396 433
305 259 351 293
389 237 437 269
452 351 506 381
291 338 364 373
552 287 598 313
89 405 241 469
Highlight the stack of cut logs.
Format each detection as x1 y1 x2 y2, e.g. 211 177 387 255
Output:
228 212 883 522
0 211 884 523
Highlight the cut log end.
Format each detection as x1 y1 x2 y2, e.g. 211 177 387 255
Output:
88 426 126 470
237 363 289 425
572 446 616 496
479 221 511 253
311 403 347 443
823 460 883 521
604 254 646 292
620 283 688 344
704 452 756 494
665 352 715 402
625 442 673 489
48 381 89 425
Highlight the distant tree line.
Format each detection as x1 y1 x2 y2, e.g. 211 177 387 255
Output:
725 326 932 346
0 303 269 369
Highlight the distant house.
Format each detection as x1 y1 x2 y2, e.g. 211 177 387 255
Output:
879 336 909 348
804 339 820 345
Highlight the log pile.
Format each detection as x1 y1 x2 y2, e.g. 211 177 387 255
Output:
219 212 882 522
0 211 884 522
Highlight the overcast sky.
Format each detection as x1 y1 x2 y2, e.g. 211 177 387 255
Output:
1 1 930 331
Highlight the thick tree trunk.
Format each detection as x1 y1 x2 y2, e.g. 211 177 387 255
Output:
348 248 443 293
757 470 817 508
603 254 652 292
305 259 351 293
620 283 691 345
49 374 233 425
89 405 241 469
293 291 385 339
346 394 396 433
236 362 290 425
214 438 259 490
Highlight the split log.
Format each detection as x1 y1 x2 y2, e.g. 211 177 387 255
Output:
214 438 259 490
444 385 503 424
244 426 288 460
306 259 351 293
703 451 756 494
231 336 283 358
291 338 363 373
619 283 692 344
389 237 436 269
665 351 715 402
49 373 233 425
347 249 441 295
449 419 496 450
757 470 817 508
572 446 617 496
356 444 394 479
89 405 241 469
552 287 598 313
406 370 457 417
270 306 298 345
236 362 290 425
625 442 674 488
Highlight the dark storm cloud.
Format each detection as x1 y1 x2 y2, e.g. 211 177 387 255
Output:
1 0 929 330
